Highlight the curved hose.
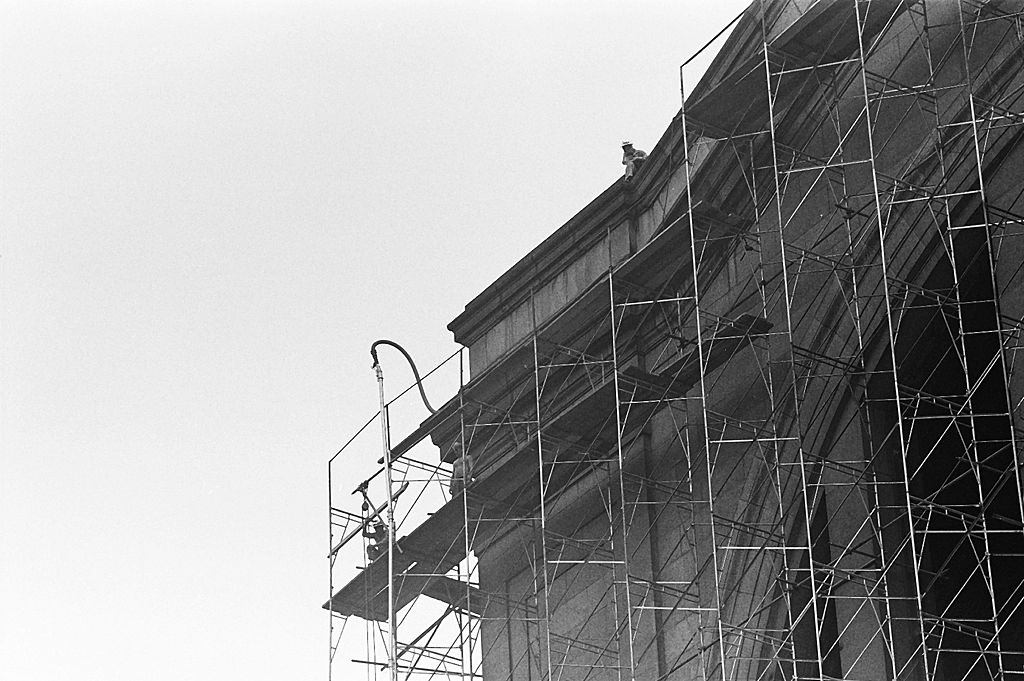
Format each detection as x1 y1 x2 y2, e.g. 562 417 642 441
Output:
370 339 438 415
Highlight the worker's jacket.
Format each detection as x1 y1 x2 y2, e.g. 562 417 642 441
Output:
622 149 648 178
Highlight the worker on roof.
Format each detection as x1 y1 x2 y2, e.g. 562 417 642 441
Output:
622 141 647 181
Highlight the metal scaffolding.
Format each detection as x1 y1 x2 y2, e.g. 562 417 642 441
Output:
327 1 1024 679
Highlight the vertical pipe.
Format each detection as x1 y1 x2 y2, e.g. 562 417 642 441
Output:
760 13 827 681
375 362 399 681
459 347 476 680
679 62 728 681
328 460 334 681
532 334 555 681
530 290 555 681
607 266 638 681
826 51 901 681
852 1 932 676
955 3 1014 674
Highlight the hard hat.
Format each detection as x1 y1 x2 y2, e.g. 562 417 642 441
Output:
622 141 633 147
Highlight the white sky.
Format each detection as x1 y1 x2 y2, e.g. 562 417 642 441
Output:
1 1 749 679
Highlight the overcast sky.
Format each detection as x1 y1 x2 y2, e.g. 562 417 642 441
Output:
1 1 748 679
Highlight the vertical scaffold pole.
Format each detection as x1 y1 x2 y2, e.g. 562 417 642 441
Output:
852 1 932 676
607 265 638 681
678 64 728 681
374 360 399 681
328 460 334 681
760 7 827 680
531 293 556 681
459 346 476 680
954 4 1017 673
